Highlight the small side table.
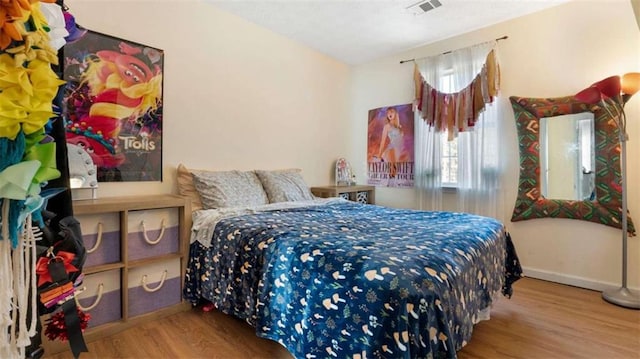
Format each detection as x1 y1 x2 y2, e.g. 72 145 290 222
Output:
310 185 375 204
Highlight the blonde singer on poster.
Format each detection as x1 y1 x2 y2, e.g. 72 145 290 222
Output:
367 104 414 187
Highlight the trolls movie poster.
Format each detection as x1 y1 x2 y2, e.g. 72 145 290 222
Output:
63 30 163 182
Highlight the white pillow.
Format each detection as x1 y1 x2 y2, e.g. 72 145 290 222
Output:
192 170 268 209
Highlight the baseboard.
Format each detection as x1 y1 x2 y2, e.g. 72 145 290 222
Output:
522 266 640 292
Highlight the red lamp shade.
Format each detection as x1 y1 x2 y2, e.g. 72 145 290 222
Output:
575 86 602 104
622 72 640 96
593 75 621 99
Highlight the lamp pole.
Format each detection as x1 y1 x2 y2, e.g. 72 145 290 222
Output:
602 102 640 309
576 73 640 309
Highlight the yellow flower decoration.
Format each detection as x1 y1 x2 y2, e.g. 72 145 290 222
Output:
5 31 59 65
0 54 65 139
0 53 32 92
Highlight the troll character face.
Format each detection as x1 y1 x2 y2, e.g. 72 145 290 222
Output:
66 134 124 168
96 50 153 87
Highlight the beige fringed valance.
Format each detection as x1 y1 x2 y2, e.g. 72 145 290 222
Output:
414 49 500 141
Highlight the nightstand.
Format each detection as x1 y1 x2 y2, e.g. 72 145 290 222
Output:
310 185 375 204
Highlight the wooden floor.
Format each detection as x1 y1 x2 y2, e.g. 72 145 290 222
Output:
45 277 640 359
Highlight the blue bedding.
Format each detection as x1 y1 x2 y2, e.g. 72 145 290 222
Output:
184 201 522 358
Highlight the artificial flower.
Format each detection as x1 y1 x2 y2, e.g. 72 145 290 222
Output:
5 31 59 65
44 309 90 342
27 58 66 104
0 160 40 200
0 53 32 94
30 1 67 51
24 129 60 184
62 10 86 43
0 55 64 139
35 2 68 49
0 0 28 47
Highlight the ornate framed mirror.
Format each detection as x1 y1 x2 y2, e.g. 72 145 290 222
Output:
510 96 635 234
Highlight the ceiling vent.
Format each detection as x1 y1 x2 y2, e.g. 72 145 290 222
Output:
407 0 442 15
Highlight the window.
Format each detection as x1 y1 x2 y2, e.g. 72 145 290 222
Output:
439 70 458 187
441 133 458 186
413 42 502 217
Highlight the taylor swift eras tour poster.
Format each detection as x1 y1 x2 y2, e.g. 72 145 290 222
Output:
367 104 414 188
63 30 163 182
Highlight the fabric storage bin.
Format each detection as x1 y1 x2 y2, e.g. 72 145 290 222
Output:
75 269 122 328
127 208 180 261
77 213 121 267
127 258 181 318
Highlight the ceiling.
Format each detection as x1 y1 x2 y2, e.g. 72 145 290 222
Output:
206 0 568 65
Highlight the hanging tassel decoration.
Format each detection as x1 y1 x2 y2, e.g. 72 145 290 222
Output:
0 202 39 358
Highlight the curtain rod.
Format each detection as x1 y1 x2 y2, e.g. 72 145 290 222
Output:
399 35 508 64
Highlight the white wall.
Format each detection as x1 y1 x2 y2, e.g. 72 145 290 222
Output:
66 0 353 195
351 0 640 290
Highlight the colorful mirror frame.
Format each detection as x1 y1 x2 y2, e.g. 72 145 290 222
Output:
510 95 635 234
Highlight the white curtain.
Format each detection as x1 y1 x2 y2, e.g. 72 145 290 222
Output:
415 41 503 219
415 115 442 210
457 103 503 220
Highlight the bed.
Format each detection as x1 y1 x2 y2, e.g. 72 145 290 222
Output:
178 165 522 359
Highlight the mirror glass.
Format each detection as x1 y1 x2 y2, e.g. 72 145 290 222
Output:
540 112 594 201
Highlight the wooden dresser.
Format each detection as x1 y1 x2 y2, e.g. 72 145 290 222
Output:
43 194 191 354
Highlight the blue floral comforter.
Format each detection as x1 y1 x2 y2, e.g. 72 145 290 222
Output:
184 200 522 358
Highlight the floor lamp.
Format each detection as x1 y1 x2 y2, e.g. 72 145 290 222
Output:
576 73 640 309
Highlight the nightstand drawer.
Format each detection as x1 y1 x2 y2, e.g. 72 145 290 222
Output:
127 208 180 261
77 213 121 267
76 270 122 328
127 258 182 318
